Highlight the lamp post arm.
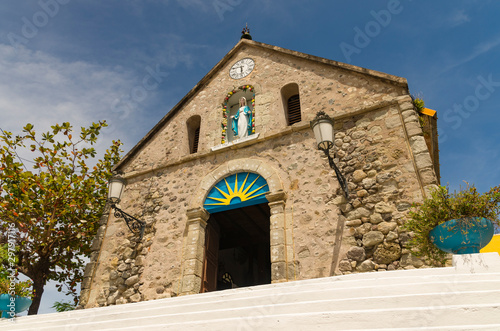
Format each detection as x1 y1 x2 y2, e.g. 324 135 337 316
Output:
322 148 349 199
111 203 146 239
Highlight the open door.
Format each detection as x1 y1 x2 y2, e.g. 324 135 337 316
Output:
201 220 219 292
201 203 271 292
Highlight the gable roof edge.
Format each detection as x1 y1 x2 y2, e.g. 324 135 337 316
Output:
114 39 408 172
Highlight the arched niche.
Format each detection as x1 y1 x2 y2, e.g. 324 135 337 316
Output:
281 83 302 126
220 85 256 144
186 115 201 154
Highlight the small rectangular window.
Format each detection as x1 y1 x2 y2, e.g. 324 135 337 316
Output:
287 94 301 125
192 127 200 153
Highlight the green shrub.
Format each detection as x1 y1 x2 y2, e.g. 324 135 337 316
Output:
402 184 500 265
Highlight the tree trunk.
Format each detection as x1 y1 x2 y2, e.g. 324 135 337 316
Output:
28 277 45 315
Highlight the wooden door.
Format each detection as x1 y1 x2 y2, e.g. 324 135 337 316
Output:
201 220 219 292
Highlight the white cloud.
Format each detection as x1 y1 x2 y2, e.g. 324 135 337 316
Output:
447 9 470 28
0 43 143 157
438 35 500 75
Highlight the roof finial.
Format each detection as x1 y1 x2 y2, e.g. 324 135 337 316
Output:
241 23 252 40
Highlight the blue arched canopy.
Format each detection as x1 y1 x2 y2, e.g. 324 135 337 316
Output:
203 172 269 213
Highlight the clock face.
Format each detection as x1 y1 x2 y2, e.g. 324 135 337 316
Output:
229 58 255 80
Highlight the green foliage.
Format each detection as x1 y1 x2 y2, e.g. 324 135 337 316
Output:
403 184 500 265
52 300 76 312
0 244 32 298
412 97 425 112
0 121 122 314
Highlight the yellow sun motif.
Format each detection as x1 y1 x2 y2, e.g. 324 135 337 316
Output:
204 173 268 206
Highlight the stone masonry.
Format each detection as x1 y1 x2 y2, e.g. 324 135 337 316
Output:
79 39 439 308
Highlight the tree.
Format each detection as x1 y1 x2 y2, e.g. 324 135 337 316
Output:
0 121 121 315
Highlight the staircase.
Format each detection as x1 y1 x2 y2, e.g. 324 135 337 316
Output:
4 253 500 330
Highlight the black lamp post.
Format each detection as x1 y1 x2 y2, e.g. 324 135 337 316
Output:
310 111 349 198
108 176 146 239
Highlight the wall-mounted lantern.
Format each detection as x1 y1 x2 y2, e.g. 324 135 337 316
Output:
310 111 349 198
108 176 146 239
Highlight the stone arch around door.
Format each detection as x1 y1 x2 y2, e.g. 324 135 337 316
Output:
179 159 288 295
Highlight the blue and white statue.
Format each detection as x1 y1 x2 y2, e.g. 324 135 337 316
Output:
231 97 252 139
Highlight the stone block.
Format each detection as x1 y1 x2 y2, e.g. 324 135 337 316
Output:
125 275 140 286
346 246 366 262
227 159 244 173
386 231 398 241
271 245 286 263
186 229 204 245
370 213 384 224
373 243 402 264
401 109 416 119
129 293 142 303
419 167 438 185
241 158 263 172
357 259 375 272
210 164 230 183
134 255 145 266
270 213 285 229
287 261 298 279
270 229 285 246
256 163 276 180
377 221 397 234
183 258 204 277
362 231 384 247
199 174 217 192
180 274 202 294
400 253 424 268
385 116 401 129
271 262 286 282
122 288 136 298
406 124 424 138
399 101 414 111
266 172 283 192
352 170 367 183
361 178 376 189
84 262 95 278
409 136 428 154
414 152 433 169
375 202 394 214
183 243 205 262
338 260 352 272
346 219 362 227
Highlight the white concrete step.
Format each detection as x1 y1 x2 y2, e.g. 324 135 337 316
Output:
3 253 500 330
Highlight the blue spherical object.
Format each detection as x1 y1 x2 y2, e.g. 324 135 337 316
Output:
0 294 32 318
429 217 495 254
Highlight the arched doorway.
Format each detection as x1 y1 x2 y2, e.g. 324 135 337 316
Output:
201 172 271 292
203 203 271 292
179 160 289 296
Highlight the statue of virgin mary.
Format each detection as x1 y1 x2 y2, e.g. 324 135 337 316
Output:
231 97 252 138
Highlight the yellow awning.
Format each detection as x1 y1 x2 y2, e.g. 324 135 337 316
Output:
421 108 437 117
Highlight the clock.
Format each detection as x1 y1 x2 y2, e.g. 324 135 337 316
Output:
229 58 255 80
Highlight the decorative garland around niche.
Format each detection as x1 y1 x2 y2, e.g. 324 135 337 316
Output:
221 85 255 144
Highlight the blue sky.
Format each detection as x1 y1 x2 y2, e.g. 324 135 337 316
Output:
1 0 499 314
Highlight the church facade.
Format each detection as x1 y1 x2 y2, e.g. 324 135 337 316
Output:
79 38 439 308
